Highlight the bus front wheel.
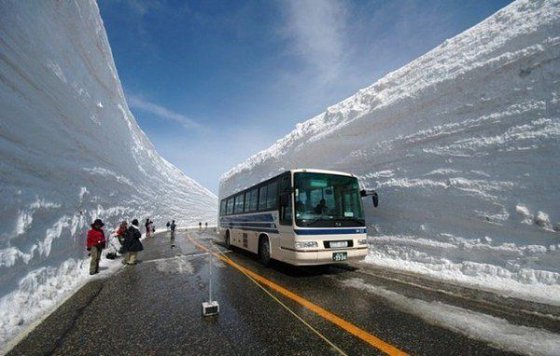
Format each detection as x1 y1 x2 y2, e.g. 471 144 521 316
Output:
259 236 271 266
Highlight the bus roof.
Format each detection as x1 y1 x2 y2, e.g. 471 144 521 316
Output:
289 168 355 177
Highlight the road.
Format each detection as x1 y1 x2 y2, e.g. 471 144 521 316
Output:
8 230 558 355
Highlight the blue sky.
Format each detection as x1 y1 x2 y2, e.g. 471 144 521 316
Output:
98 0 513 194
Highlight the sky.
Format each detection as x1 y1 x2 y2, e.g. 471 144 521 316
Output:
97 0 513 194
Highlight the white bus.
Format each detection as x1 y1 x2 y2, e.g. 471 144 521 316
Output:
218 169 378 266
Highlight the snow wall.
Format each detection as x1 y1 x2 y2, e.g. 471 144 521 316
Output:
0 0 217 346
221 0 560 302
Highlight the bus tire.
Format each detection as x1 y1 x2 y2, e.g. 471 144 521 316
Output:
225 230 231 249
259 236 271 266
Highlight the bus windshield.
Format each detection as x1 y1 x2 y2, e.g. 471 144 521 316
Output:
294 172 365 227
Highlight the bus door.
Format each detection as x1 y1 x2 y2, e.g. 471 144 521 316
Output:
277 172 294 259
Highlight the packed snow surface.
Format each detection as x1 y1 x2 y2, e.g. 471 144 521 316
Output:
221 0 560 303
343 278 560 355
0 0 217 347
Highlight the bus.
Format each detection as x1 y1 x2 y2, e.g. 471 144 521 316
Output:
218 169 378 266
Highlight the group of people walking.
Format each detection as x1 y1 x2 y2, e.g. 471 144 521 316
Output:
86 218 144 275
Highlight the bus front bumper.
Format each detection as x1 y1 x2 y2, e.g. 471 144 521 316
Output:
281 247 368 266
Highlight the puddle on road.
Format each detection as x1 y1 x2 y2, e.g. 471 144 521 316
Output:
155 256 195 275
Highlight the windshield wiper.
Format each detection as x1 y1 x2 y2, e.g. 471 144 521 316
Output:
340 217 365 223
302 216 330 226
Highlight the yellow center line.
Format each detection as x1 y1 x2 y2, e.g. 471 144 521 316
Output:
187 234 408 356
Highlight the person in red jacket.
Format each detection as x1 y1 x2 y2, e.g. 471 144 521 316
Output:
87 219 106 275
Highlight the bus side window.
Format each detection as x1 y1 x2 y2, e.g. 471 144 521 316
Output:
227 197 234 215
243 191 250 213
234 194 244 214
258 185 267 211
266 181 278 210
220 200 225 216
279 174 292 225
247 189 258 212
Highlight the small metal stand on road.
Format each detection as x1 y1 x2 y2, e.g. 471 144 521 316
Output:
202 250 219 316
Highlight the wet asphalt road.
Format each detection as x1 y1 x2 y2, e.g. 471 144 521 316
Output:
8 231 526 355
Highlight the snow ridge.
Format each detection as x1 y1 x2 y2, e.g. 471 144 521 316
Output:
220 0 560 303
0 0 217 347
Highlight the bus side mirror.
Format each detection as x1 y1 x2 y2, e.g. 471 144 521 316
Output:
360 189 379 208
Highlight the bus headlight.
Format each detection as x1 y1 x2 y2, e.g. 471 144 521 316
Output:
357 239 368 245
295 241 318 249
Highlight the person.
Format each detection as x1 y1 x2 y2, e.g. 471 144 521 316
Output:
314 199 327 214
123 219 143 265
170 220 176 248
166 221 170 231
86 219 106 275
145 218 151 238
115 221 128 246
204 222 208 231
198 222 202 232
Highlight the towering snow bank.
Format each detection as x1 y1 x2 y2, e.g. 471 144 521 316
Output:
0 0 216 346
221 0 560 301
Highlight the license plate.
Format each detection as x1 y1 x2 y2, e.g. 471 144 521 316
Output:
332 252 347 261
330 241 348 248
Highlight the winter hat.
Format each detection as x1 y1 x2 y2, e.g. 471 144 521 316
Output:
92 219 104 228
131 219 139 226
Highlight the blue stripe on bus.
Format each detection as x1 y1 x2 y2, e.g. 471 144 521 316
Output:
294 228 366 235
223 223 277 229
220 220 276 226
226 226 279 234
220 212 278 233
220 214 275 223
220 214 277 232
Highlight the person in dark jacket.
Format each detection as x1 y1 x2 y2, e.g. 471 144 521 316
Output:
145 218 152 238
170 220 176 248
86 219 106 275
123 219 143 265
